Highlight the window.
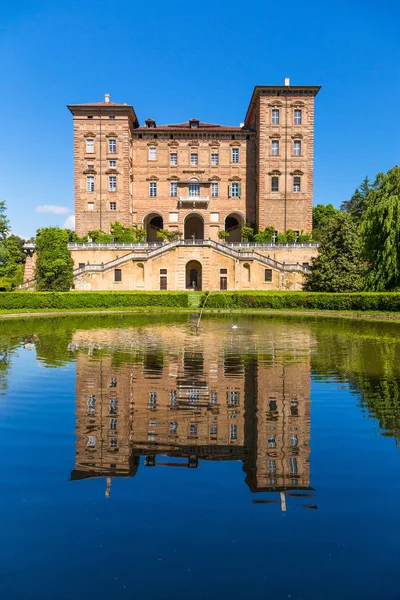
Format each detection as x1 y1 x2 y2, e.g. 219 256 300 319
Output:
170 421 177 434
110 202 116 211
211 153 219 166
78 263 85 269
231 182 239 197
88 164 94 170
169 390 177 406
269 399 277 411
271 140 279 156
189 423 198 435
190 153 198 166
110 377 117 387
148 433 156 442
109 160 116 168
268 434 276 448
188 389 200 403
210 391 218 404
220 268 227 274
272 109 280 125
170 182 178 197
291 399 299 416
87 115 93 119
87 202 94 211
289 457 298 474
294 109 302 125
110 437 118 448
271 176 279 192
114 268 122 282
228 390 240 406
272 230 278 243
109 399 117 414
293 177 301 192
230 424 238 440
189 183 200 197
86 139 94 153
170 152 178 165
210 425 217 435
265 269 273 282
87 395 96 412
108 139 116 153
149 182 157 197
110 418 117 430
149 391 157 407
268 459 276 473
290 434 298 447
211 183 219 197
109 115 115 120
160 268 167 275
86 176 95 192
232 148 239 163
109 176 117 191
294 230 300 241
149 147 157 161
87 436 96 448
293 140 301 156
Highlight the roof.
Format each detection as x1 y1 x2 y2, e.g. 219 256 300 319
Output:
135 120 252 133
245 84 321 125
67 101 139 127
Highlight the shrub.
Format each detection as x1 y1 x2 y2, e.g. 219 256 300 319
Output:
199 292 400 312
0 291 189 310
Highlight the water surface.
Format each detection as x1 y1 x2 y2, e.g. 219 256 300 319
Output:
1 314 400 599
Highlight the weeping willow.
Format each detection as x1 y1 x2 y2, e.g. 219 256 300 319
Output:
362 167 400 291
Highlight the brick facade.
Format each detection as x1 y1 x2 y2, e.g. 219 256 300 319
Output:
67 81 320 240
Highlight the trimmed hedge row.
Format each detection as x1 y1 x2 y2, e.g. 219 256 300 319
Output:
200 292 400 312
0 291 189 310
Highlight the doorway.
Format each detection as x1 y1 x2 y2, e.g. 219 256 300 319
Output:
186 260 202 290
184 214 204 240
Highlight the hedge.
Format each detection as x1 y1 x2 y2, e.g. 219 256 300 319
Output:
200 292 400 312
0 291 189 310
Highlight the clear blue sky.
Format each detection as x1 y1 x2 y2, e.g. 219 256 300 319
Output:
1 0 399 238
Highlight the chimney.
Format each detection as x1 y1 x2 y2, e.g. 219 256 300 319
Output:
104 93 110 103
284 78 290 87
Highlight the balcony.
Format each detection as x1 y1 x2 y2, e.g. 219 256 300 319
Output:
178 195 209 208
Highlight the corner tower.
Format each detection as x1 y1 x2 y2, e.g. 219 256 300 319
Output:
67 95 138 237
245 80 320 235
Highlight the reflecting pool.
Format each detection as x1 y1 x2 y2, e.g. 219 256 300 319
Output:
1 314 400 599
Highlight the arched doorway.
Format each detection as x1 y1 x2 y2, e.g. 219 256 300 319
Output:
184 214 204 240
186 260 202 290
144 213 163 242
225 214 243 242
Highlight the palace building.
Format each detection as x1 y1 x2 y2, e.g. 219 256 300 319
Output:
22 80 320 291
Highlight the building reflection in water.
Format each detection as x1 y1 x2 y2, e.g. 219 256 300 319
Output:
70 322 313 511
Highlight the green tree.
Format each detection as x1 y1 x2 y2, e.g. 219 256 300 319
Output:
241 226 254 242
0 201 10 241
312 203 340 241
35 227 74 291
341 176 372 222
253 226 275 243
362 167 400 291
304 212 365 292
